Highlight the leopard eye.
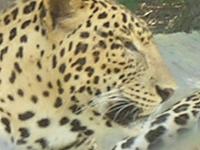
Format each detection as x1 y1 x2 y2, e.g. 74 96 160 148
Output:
124 41 138 52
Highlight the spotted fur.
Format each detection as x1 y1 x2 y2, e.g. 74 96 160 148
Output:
0 0 176 149
113 91 200 150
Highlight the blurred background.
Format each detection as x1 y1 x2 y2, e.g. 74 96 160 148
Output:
0 0 12 10
119 0 200 33
1 0 200 33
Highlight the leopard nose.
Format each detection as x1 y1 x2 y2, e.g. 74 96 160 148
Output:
155 85 174 102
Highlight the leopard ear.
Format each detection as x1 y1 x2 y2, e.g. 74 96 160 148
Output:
43 0 85 29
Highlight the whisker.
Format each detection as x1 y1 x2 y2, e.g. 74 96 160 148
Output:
105 101 128 115
74 89 123 114
129 105 140 121
113 103 133 121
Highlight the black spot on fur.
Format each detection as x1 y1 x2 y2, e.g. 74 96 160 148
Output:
21 20 31 29
68 41 73 51
98 40 107 49
14 62 22 73
173 104 190 113
59 63 67 74
99 1 107 8
174 113 189 125
0 33 3 45
17 89 24 97
71 57 86 71
111 43 122 49
37 118 50 128
98 31 108 38
9 71 16 84
121 137 136 149
60 48 65 57
192 110 199 117
80 32 90 38
4 14 11 25
39 3 46 19
98 12 108 19
36 74 42 82
111 6 118 10
84 129 94 136
103 22 110 28
85 66 94 77
1 117 11 133
23 1 36 14
37 61 42 69
16 139 27 145
20 35 28 43
7 94 14 101
69 104 82 114
52 55 57 68
64 73 71 82
105 121 112 127
16 46 24 58
11 8 19 20
145 126 166 143
35 138 48 149
151 113 170 126
122 13 127 23
54 97 63 108
86 20 92 28
30 95 38 104
9 27 17 41
19 127 30 138
0 46 8 61
93 76 99 84
74 42 88 55
194 102 200 109
186 94 199 101
92 51 100 63
70 119 86 132
59 117 69 126
18 111 35 121
42 91 50 97
78 86 85 93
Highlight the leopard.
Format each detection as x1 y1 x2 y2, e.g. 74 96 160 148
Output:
0 0 176 149
113 90 200 150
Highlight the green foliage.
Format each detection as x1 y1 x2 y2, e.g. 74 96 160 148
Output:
160 0 185 3
118 0 185 10
118 0 140 10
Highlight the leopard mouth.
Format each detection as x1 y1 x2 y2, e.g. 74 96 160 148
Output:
105 100 143 126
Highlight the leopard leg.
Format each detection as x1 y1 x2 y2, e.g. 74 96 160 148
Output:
112 91 200 150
